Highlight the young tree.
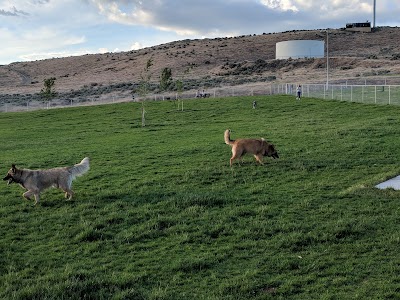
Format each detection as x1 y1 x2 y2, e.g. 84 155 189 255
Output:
160 67 173 92
137 58 153 127
176 65 195 111
175 79 184 111
40 77 57 101
137 58 153 99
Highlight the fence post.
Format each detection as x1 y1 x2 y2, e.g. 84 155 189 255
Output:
351 86 353 102
362 86 364 103
375 86 377 104
389 85 391 105
341 85 343 101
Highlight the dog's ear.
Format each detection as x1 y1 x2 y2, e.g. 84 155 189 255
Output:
11 164 16 171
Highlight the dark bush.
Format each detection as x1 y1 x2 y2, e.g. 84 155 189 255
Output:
391 53 400 60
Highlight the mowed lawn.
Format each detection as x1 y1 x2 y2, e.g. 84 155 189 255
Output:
1 95 400 299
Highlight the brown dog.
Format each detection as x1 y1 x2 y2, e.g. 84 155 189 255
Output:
3 157 90 205
224 129 279 166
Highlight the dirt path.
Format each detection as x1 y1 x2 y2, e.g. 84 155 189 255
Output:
8 67 32 85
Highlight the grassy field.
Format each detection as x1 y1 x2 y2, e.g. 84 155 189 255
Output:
1 95 400 299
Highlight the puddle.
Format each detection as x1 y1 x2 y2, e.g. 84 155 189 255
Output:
375 175 400 190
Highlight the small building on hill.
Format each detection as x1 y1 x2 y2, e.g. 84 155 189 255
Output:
345 22 371 32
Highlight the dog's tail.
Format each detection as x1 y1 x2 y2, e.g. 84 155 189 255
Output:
70 157 90 180
224 129 234 146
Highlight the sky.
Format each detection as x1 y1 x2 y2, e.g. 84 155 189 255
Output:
0 0 399 65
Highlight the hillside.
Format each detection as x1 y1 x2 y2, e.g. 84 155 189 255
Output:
1 27 400 99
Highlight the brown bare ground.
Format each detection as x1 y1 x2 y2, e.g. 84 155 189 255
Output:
1 27 400 96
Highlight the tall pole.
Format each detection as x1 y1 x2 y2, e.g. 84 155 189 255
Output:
373 0 376 28
326 30 329 90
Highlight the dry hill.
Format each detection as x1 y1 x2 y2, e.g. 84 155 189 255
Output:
1 27 400 103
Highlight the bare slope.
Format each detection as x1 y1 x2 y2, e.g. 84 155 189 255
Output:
1 27 400 95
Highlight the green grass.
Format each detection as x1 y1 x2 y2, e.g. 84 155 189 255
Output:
1 95 400 299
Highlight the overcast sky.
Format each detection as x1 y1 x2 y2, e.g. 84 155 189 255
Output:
0 0 399 65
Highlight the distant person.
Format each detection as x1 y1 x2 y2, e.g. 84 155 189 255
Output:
296 85 302 100
252 101 257 109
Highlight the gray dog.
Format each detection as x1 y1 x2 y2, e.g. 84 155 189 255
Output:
3 157 90 204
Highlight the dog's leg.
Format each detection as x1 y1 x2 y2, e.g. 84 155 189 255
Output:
254 155 264 165
230 151 236 166
33 193 40 205
23 190 34 201
230 155 242 166
63 189 74 200
230 147 243 166
60 179 74 200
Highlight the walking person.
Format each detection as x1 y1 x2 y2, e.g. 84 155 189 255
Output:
296 84 302 100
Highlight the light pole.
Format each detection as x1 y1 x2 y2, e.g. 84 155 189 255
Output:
373 0 376 28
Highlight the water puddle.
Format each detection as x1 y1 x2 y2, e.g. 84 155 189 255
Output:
375 175 400 190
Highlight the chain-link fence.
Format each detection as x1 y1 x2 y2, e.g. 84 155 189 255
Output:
140 83 400 106
2 82 400 112
279 83 400 105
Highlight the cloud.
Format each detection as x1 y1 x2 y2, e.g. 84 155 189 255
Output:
20 50 92 62
88 0 273 36
0 6 29 17
87 0 382 38
18 27 86 46
98 48 109 53
89 0 154 26
260 0 299 12
33 0 50 4
130 42 143 50
0 25 87 63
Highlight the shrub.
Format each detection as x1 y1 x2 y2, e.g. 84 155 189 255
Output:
391 53 400 60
